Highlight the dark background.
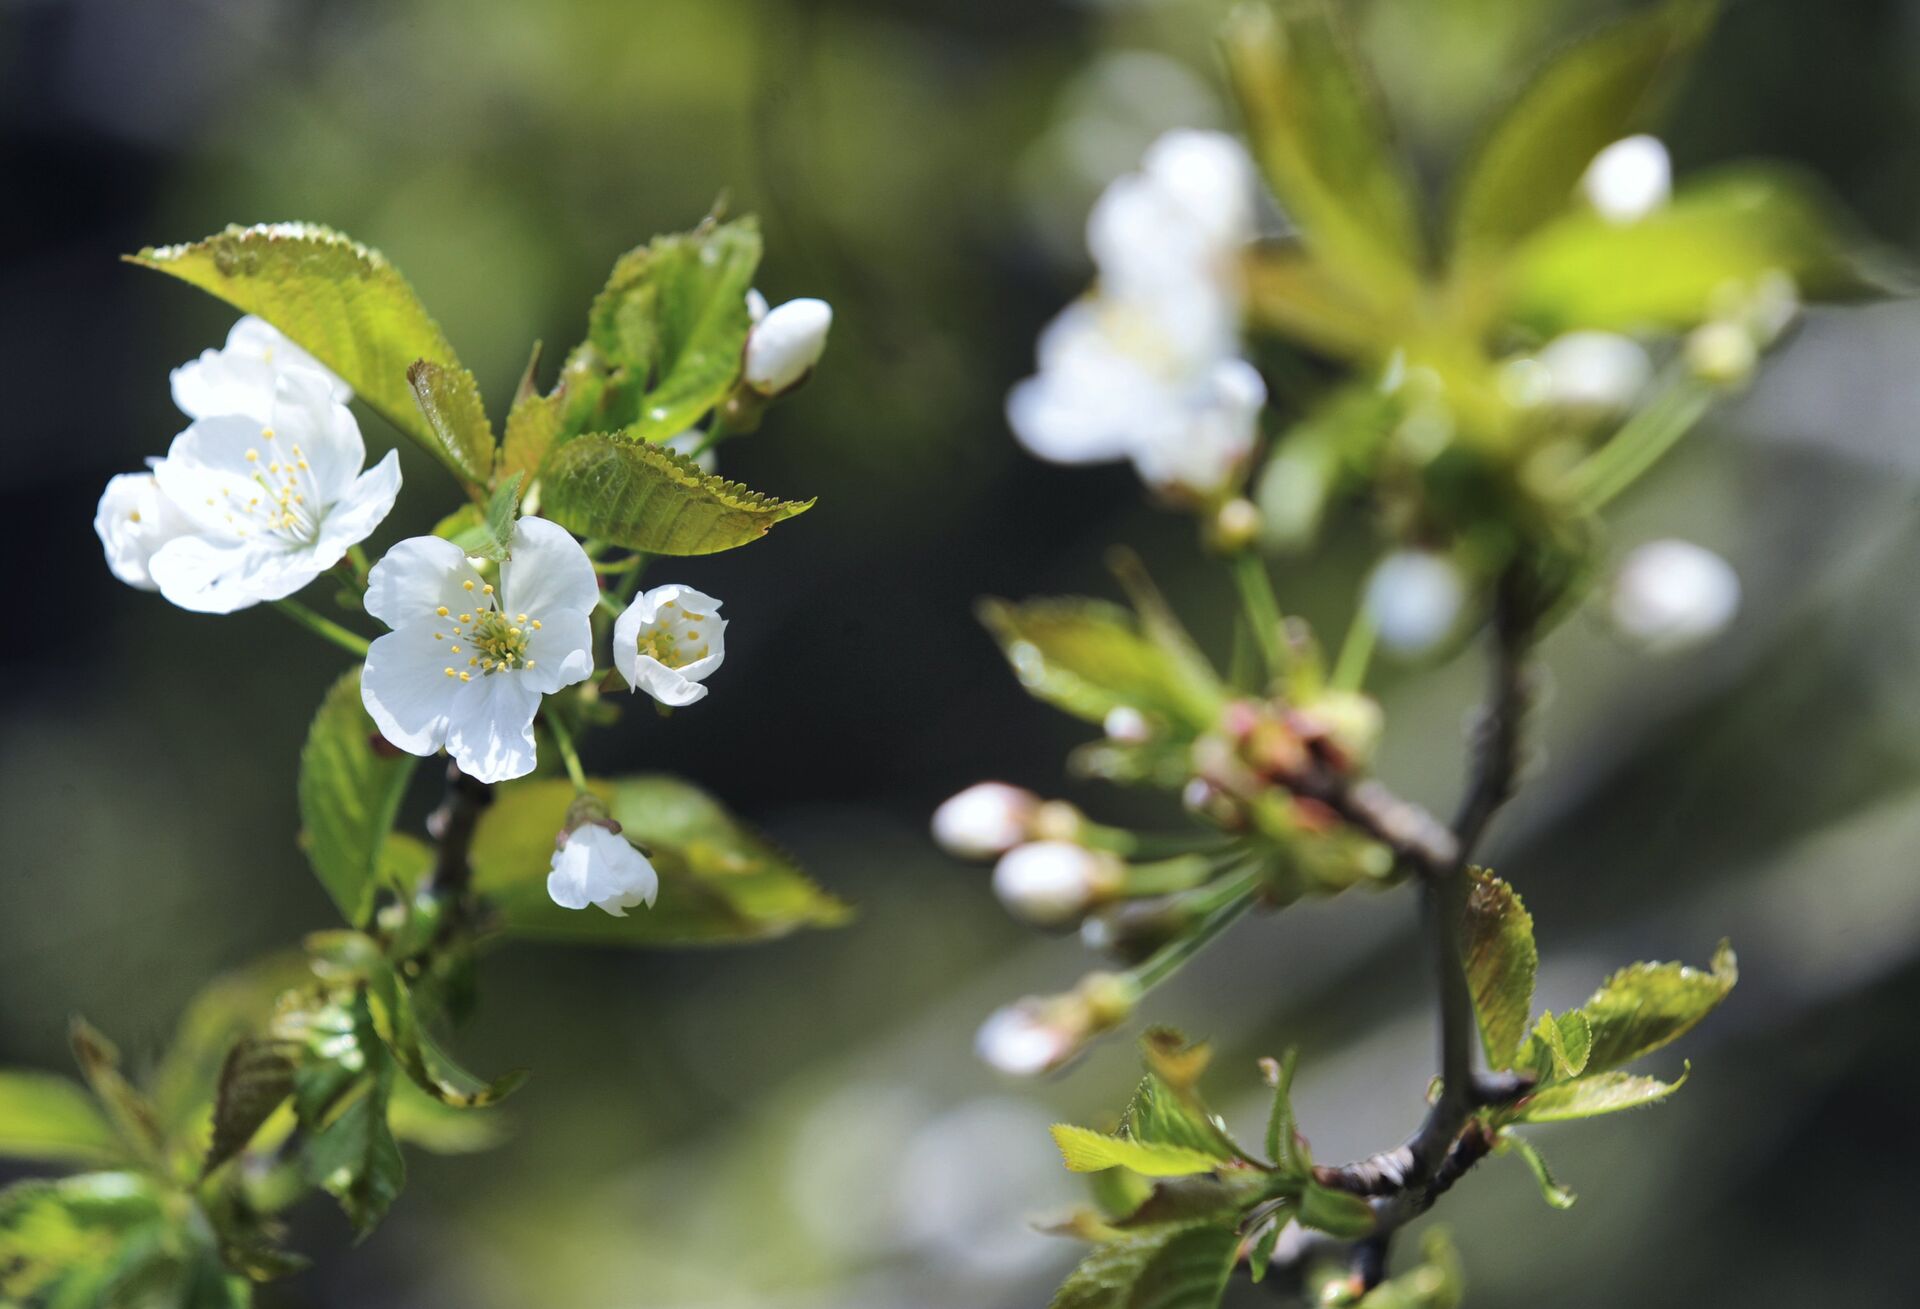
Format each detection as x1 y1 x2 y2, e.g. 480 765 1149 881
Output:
4 0 1920 1304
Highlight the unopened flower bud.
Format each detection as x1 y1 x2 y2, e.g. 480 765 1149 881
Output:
1580 134 1670 224
974 973 1139 1078
1536 331 1651 413
744 297 832 395
1685 321 1758 385
1080 899 1186 963
547 798 659 918
932 782 1039 861
1103 705 1152 745
992 842 1122 927
1208 497 1262 554
1364 551 1466 657
1610 539 1740 653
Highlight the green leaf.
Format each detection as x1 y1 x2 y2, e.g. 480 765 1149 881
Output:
1505 169 1899 333
499 343 607 485
1512 1066 1689 1123
1126 1076 1243 1165
386 1078 508 1155
361 962 526 1109
1459 869 1536 1070
405 360 496 485
126 223 467 479
1499 1132 1576 1209
0 1072 124 1168
150 953 314 1141
1576 940 1736 1074
482 471 525 559
302 1067 404 1236
67 1021 163 1164
298 667 417 927
540 433 813 555
204 1039 297 1174
979 598 1225 733
1450 0 1718 264
0 1172 169 1308
279 989 380 1124
1259 1050 1310 1174
1110 1178 1250 1231
1298 1182 1375 1239
1242 245 1387 362
588 218 763 442
1245 1212 1286 1284
1050 1223 1238 1309
471 776 851 945
1223 1 1423 313
1052 1125 1223 1178
1520 1009 1593 1083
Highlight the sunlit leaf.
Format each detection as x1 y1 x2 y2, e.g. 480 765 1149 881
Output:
301 1067 404 1237
204 1039 298 1174
67 1021 163 1165
298 667 417 927
1512 1066 1689 1123
1052 1125 1223 1178
540 433 813 555
1259 1049 1310 1174
1050 1222 1238 1309
1575 941 1736 1074
0 1172 172 1308
1460 869 1536 1070
979 598 1225 733
406 360 497 485
0 1072 124 1168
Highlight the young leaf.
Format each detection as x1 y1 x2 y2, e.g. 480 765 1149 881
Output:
204 1039 298 1174
0 1172 171 1308
1460 868 1537 1070
298 667 417 927
1576 941 1736 1074
0 1072 124 1168
588 218 763 442
1126 1075 1243 1164
1110 1177 1249 1231
1222 0 1424 312
1050 1222 1238 1309
1051 1125 1223 1178
301 1066 405 1236
470 776 850 945
386 1077 509 1155
1450 0 1718 263
1242 245 1385 362
1499 1132 1577 1209
1298 1181 1375 1239
540 433 813 555
406 360 497 485
150 952 314 1139
1520 1009 1593 1083
1245 1212 1286 1284
67 1020 163 1163
979 598 1225 733
1511 1066 1689 1123
499 343 609 485
125 223 467 477
481 471 525 560
361 962 526 1109
1259 1050 1310 1174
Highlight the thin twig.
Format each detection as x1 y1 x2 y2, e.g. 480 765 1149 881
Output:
426 762 493 898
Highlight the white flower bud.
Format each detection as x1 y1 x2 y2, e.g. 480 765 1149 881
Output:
974 1001 1075 1078
746 287 770 324
547 823 659 917
1685 320 1758 385
931 783 1038 860
1364 551 1467 656
1536 331 1652 413
1610 539 1740 653
991 842 1114 927
1103 706 1152 745
1581 134 1671 224
744 297 832 395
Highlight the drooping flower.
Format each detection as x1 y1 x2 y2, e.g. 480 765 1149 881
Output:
360 516 597 783
547 822 659 917
171 315 351 423
140 369 401 613
1581 135 1671 224
613 584 726 707
932 782 1040 861
1610 539 1740 653
744 298 833 395
93 471 196 591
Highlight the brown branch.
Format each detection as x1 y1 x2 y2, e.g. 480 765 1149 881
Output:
425 762 493 898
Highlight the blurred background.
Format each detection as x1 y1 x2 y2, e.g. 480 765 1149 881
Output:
4 0 1920 1304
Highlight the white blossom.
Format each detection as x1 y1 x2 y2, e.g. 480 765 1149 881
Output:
992 842 1114 926
139 369 400 613
974 1001 1076 1078
613 584 726 707
932 782 1039 860
1536 331 1652 412
744 298 833 395
1365 550 1467 656
171 315 350 423
547 822 659 917
360 516 597 783
1581 135 1671 224
1102 706 1151 745
93 471 195 591
1611 539 1740 652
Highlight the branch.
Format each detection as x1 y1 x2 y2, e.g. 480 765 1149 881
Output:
425 762 493 898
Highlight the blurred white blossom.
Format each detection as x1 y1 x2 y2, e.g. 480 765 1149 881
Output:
1365 550 1467 656
1611 539 1740 652
991 841 1114 926
1537 331 1653 412
932 783 1039 860
1581 134 1671 224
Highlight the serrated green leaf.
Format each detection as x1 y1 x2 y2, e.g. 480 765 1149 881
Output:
482 471 524 559
1260 1049 1309 1174
470 775 850 945
1051 1222 1238 1309
1052 1125 1223 1178
979 598 1226 732
298 667 417 927
588 218 762 442
1520 1009 1593 1083
361 962 526 1109
1460 868 1536 1070
1513 1066 1689 1123
0 1072 124 1168
406 360 496 485
540 433 812 555
1298 1182 1374 1238
301 1064 404 1237
1577 940 1736 1074
67 1021 163 1165
1499 1132 1576 1209
500 343 609 484
1126 1076 1242 1164
1505 169 1901 333
278 989 379 1126
203 1039 297 1174
126 223 466 478
1223 0 1423 313
150 953 313 1142
1450 0 1718 264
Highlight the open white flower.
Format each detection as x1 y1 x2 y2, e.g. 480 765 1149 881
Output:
1581 134 1671 224
361 516 596 783
94 471 196 591
613 584 726 707
744 298 832 395
142 369 400 613
171 315 351 422
547 822 659 917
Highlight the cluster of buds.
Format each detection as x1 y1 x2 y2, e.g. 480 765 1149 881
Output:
931 783 1128 927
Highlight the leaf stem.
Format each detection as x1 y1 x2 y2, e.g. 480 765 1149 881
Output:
1232 551 1287 679
272 599 371 657
1124 860 1264 994
543 714 590 793
1562 373 1714 514
1330 607 1377 693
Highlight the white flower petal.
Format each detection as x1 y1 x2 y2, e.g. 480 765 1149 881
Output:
520 607 595 696
744 298 832 395
146 536 318 614
270 369 365 502
546 824 659 917
612 584 726 705
314 450 403 560
500 517 598 620
445 673 543 783
1364 551 1467 656
94 472 193 590
170 315 350 421
364 535 482 629
1611 539 1740 653
361 623 463 756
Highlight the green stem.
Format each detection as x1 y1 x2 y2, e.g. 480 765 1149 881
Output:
544 713 589 792
1562 375 1715 514
272 599 371 657
1232 551 1287 680
1124 860 1264 993
688 416 733 462
1330 607 1378 693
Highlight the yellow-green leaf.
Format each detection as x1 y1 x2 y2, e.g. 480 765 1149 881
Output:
298 667 417 927
979 598 1225 733
540 434 813 556
1051 1125 1223 1178
1511 1067 1688 1123
1460 869 1536 1070
1576 941 1736 1074
0 1072 124 1168
406 360 496 485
